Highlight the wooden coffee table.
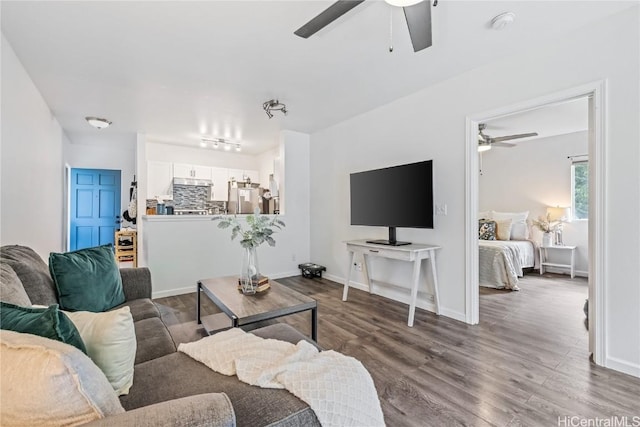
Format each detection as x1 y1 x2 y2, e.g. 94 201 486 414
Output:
196 276 318 341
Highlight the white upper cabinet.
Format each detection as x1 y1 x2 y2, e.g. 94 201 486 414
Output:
244 170 260 184
173 163 212 180
210 167 229 201
147 161 173 200
227 169 244 182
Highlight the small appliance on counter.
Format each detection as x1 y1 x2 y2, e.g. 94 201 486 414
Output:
174 209 208 215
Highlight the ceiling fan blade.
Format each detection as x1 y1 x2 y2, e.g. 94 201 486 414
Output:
491 142 516 148
403 1 432 52
490 132 538 142
294 0 365 38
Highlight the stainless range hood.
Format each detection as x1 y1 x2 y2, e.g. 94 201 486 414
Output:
173 177 213 187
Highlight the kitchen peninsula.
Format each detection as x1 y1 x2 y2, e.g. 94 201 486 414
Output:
140 135 311 299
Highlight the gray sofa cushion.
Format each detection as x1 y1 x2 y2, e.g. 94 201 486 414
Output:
0 263 32 306
114 298 160 322
120 352 319 427
0 245 58 306
134 317 176 364
85 393 235 427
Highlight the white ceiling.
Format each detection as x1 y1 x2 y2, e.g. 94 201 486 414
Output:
1 1 633 154
483 96 589 145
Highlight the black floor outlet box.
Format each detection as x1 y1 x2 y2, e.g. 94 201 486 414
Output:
298 263 326 279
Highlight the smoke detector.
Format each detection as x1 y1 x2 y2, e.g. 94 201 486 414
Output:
490 12 515 30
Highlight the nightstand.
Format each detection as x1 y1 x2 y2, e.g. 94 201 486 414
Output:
539 245 576 278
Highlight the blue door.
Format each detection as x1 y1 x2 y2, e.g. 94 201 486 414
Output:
70 169 121 251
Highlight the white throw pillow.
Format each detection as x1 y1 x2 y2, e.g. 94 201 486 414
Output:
0 330 124 426
492 211 529 240
64 306 136 395
495 219 513 241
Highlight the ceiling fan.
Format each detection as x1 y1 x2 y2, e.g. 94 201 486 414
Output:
477 123 538 152
294 0 433 53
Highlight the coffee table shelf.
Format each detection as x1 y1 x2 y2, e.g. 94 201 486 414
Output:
197 276 318 341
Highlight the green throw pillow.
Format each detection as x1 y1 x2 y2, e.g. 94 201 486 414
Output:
0 302 87 353
49 244 125 312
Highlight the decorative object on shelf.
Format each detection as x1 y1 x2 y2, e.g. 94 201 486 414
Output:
541 232 554 247
262 99 287 119
213 208 285 295
547 206 571 245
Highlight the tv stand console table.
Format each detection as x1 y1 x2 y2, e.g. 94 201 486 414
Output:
342 240 441 327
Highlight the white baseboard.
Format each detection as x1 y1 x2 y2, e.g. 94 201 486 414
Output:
270 270 303 280
152 286 195 299
605 356 640 378
323 273 467 322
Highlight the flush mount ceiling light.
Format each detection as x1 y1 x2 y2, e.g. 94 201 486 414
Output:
202 138 241 152
263 99 287 119
384 0 422 7
490 12 515 30
85 116 112 129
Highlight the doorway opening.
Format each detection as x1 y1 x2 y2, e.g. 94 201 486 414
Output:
465 81 606 365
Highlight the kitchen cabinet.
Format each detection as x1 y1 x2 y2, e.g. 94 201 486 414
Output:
210 167 229 202
147 161 173 200
173 163 212 180
245 169 260 184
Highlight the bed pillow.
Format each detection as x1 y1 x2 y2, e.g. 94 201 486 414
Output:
492 211 529 240
0 330 124 426
63 307 136 396
495 219 513 241
478 210 492 220
0 302 87 353
49 244 125 312
478 220 497 240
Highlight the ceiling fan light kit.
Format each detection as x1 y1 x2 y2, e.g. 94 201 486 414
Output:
477 123 539 152
294 0 433 53
85 116 112 129
490 12 516 31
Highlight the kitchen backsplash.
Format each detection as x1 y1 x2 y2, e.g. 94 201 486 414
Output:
146 184 227 213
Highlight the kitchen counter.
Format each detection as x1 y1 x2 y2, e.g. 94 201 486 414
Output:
142 214 281 222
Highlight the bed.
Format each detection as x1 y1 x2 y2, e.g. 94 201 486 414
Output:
479 240 536 290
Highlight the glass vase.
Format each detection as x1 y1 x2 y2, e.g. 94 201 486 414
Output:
240 246 260 295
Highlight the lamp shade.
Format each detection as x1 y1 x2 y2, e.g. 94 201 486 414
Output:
547 206 571 222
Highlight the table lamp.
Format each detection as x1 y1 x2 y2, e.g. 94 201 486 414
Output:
546 206 571 245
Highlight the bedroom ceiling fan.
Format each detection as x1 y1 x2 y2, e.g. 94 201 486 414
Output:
477 123 538 152
294 0 434 53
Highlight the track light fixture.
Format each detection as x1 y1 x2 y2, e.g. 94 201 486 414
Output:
201 138 241 152
263 99 287 119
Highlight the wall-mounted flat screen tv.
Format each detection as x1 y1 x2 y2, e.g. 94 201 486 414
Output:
350 160 433 246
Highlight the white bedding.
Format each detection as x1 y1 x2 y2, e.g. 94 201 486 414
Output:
479 240 536 290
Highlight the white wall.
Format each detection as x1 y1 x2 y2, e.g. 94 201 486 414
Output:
258 147 279 191
1 34 65 260
63 138 137 230
479 131 589 274
143 131 310 297
146 141 261 172
309 8 639 376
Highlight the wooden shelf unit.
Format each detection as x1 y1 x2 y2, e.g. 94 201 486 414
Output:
115 230 137 267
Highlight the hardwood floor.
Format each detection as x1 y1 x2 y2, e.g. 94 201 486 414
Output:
155 273 640 426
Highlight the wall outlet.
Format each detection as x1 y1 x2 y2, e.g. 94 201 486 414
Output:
353 262 363 272
435 204 448 216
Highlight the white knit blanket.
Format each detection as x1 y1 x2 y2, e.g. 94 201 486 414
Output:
178 329 385 427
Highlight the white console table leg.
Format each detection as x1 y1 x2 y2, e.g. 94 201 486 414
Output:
429 251 441 315
570 249 575 279
343 251 355 301
363 254 372 294
407 258 422 327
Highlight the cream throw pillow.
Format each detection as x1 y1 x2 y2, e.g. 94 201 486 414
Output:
495 219 513 241
0 330 124 426
64 306 137 395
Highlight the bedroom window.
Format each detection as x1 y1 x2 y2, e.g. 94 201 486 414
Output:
571 160 589 220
